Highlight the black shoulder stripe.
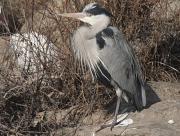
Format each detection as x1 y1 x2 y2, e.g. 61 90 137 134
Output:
96 27 114 50
96 32 105 49
102 27 114 37
95 61 112 88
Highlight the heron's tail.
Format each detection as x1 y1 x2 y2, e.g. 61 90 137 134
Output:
133 84 146 111
141 85 146 107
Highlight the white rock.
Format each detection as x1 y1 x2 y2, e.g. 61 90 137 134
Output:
107 113 129 125
168 120 175 124
116 118 134 127
10 32 58 72
92 132 96 136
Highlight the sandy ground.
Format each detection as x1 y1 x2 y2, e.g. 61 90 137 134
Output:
56 81 180 136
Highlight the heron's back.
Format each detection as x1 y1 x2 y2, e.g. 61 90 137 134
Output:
97 26 146 109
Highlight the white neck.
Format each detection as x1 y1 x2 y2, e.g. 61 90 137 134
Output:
81 15 111 38
89 17 110 37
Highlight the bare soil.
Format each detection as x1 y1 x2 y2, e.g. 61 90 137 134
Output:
55 81 180 136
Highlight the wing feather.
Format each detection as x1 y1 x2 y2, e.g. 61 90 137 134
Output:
98 26 146 109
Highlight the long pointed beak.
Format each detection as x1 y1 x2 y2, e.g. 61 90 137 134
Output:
58 12 87 19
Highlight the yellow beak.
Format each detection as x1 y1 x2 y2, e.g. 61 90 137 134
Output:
59 12 87 19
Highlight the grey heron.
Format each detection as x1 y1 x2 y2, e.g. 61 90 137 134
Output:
60 3 146 130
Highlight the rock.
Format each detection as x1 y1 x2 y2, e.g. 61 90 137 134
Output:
168 120 175 124
9 32 58 72
149 81 180 100
54 81 180 136
60 99 180 136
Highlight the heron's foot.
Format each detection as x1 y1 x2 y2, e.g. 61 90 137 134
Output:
95 113 129 133
95 123 112 133
110 113 129 130
110 119 118 130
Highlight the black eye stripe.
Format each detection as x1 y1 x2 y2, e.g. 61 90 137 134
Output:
86 7 113 17
92 4 101 9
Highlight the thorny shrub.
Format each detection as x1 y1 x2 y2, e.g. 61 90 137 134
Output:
0 0 179 135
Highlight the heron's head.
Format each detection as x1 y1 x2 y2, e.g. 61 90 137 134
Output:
59 3 113 26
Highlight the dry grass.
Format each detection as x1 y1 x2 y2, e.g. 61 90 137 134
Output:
0 0 179 135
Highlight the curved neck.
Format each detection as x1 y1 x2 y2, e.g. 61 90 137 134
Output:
86 17 110 38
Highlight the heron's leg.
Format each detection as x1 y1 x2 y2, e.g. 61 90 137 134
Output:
95 87 129 133
122 92 129 103
110 88 122 130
